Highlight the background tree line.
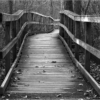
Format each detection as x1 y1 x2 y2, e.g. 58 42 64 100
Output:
0 0 61 19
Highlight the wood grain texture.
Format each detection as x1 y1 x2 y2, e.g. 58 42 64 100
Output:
60 10 100 23
7 30 89 98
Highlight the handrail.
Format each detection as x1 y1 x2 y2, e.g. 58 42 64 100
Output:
60 10 100 23
1 10 55 22
0 10 54 94
59 10 100 95
58 23 100 59
0 10 54 59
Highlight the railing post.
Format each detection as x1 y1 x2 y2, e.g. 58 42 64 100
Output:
75 21 81 61
64 16 68 43
5 22 11 75
12 21 17 62
60 14 64 37
69 18 72 49
84 23 92 72
67 17 71 47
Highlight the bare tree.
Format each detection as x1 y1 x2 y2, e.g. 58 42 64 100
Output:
64 0 73 11
9 0 13 14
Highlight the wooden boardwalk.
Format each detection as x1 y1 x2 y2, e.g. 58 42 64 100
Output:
6 30 91 99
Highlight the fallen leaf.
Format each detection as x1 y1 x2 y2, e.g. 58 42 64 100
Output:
13 77 20 82
84 92 89 97
77 76 83 80
57 94 62 97
79 83 83 86
43 70 46 73
93 94 97 98
24 84 29 86
7 94 11 97
23 95 27 99
52 61 57 63
35 66 39 68
86 97 91 99
1 96 5 99
35 97 40 99
77 89 83 92
71 75 76 78
5 99 9 100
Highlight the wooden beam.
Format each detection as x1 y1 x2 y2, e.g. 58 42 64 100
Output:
58 23 100 60
2 10 55 22
60 10 100 23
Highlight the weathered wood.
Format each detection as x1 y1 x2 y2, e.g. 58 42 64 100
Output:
12 21 17 62
58 23 100 60
0 10 54 94
60 10 100 23
75 21 80 61
59 35 100 96
84 23 92 72
6 30 89 98
5 22 11 75
3 10 24 22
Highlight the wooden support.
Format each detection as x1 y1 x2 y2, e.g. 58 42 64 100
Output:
60 14 63 37
63 15 68 43
69 18 72 50
85 23 92 72
63 15 66 39
12 21 17 62
5 22 11 75
75 21 81 61
67 17 71 47
18 19 21 48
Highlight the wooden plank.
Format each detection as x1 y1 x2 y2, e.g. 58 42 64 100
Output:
2 10 24 21
6 30 89 99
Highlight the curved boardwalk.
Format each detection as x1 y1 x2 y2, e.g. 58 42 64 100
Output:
6 30 92 99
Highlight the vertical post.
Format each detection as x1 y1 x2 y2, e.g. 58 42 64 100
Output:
69 18 72 49
64 16 68 43
5 22 11 75
0 13 2 72
19 19 22 47
67 17 70 47
12 21 17 62
75 21 81 61
63 14 66 39
60 14 62 36
16 20 19 52
60 14 64 37
85 22 92 72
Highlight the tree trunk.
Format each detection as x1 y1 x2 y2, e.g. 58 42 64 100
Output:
64 0 73 11
73 0 81 14
9 0 13 14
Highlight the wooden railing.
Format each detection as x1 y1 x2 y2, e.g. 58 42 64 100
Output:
0 10 54 94
59 10 100 95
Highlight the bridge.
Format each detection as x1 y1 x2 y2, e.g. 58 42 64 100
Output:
0 10 100 99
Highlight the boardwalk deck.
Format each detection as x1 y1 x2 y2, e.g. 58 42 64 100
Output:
6 30 91 99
